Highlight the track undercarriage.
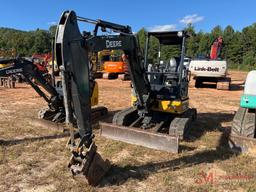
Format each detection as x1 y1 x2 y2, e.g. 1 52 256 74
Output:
38 105 108 125
100 107 197 153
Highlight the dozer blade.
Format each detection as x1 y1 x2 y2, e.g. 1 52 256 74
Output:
229 134 256 154
100 122 179 153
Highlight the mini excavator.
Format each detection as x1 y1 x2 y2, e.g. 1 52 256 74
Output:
0 57 106 124
0 57 65 122
54 10 197 185
230 71 256 153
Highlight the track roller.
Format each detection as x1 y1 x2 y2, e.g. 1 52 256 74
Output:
195 79 203 88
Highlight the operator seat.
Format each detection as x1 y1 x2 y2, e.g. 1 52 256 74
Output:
167 58 177 72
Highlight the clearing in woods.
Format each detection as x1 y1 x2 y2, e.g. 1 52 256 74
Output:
0 71 256 192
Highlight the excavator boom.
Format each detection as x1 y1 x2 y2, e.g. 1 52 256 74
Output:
54 10 196 185
210 36 223 60
54 10 188 185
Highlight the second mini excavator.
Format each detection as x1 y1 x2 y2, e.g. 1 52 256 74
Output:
229 71 256 153
54 10 197 186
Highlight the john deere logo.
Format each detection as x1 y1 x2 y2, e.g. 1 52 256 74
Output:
106 40 122 48
6 68 23 74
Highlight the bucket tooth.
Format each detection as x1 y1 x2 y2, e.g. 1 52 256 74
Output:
100 122 179 153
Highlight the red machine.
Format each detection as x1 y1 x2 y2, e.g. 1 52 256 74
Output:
210 36 223 60
31 53 52 83
32 53 51 73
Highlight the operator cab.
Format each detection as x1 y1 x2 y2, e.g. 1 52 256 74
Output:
144 31 189 100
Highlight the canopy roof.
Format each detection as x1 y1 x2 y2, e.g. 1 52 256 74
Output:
147 31 188 45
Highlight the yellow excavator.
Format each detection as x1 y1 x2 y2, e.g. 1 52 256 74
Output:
54 10 197 186
89 50 112 78
0 49 16 69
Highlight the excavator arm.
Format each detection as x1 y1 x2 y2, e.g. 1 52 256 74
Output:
55 10 153 141
54 10 155 185
54 10 195 185
210 36 223 60
0 58 63 115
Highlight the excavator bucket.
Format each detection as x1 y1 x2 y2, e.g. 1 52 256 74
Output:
55 9 192 185
68 142 111 186
229 134 256 154
100 122 179 153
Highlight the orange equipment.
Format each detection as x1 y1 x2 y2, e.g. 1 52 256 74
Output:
102 53 130 80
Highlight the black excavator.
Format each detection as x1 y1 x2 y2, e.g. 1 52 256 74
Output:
54 10 197 185
0 57 65 122
0 57 106 124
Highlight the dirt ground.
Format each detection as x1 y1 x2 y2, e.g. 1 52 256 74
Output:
0 71 256 192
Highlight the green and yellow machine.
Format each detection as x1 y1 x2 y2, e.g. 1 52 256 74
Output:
230 70 256 153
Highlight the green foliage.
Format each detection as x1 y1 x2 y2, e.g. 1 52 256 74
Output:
242 51 256 70
0 25 55 57
186 25 198 57
1 22 256 71
137 23 256 71
211 25 223 39
136 28 147 54
49 25 57 39
136 28 181 64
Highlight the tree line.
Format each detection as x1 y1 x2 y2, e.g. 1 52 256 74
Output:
1 23 256 70
0 26 56 57
137 23 256 70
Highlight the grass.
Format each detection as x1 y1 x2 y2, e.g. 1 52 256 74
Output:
1 75 256 191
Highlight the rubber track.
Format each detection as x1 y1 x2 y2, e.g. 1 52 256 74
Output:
232 107 256 138
169 108 196 139
169 117 190 140
112 107 138 126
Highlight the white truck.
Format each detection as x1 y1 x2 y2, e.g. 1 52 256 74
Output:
189 59 231 90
